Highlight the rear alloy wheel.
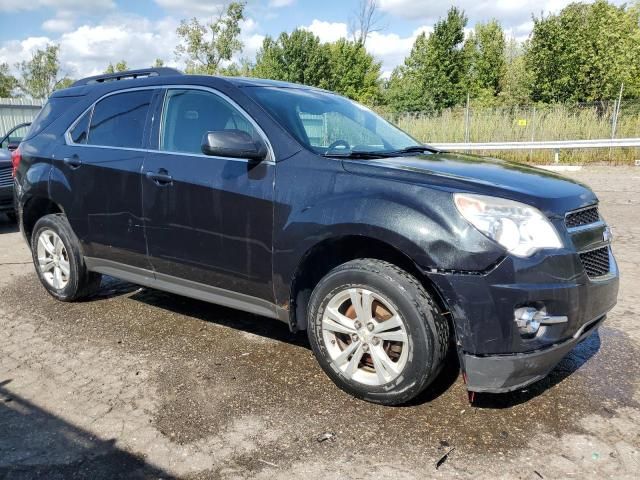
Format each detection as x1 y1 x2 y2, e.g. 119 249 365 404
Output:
36 229 71 290
308 259 450 405
31 214 102 301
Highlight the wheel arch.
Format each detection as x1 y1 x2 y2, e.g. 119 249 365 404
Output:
288 235 453 335
21 196 64 243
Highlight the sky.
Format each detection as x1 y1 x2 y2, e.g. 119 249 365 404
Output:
0 0 629 80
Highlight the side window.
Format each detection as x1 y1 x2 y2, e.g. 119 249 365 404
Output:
88 90 154 148
69 109 92 144
160 89 260 155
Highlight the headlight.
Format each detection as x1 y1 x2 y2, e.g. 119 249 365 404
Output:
453 193 563 257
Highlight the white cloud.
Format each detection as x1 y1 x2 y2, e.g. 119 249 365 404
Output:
300 19 431 78
42 12 75 33
302 20 349 43
378 0 628 38
367 26 432 78
269 0 295 7
154 0 227 15
0 12 265 79
0 0 114 12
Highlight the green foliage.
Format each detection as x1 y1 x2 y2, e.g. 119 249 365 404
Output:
16 44 61 99
498 39 531 105
253 31 382 104
0 63 17 97
105 60 128 73
326 39 382 104
54 77 74 91
153 58 164 68
175 1 245 74
253 29 331 88
463 20 506 102
527 0 640 102
385 7 469 112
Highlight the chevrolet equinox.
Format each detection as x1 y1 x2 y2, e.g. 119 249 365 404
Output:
12 68 619 405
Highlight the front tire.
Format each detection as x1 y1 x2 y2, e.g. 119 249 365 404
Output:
307 259 450 405
31 214 102 301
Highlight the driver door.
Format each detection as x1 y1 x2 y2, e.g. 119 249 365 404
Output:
142 87 275 302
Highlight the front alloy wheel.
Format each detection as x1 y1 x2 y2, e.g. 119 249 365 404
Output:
322 288 409 386
308 259 450 405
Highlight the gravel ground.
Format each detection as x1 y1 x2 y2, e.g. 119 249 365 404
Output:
1 166 639 479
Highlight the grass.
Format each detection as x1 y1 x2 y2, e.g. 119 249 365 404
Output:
384 102 640 165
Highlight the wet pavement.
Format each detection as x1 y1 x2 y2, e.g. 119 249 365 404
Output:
1 167 639 479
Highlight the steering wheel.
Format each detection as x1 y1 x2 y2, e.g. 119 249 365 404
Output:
326 139 350 153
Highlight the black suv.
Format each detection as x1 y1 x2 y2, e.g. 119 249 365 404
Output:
13 68 619 405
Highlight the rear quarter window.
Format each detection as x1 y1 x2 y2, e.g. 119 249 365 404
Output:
24 97 77 141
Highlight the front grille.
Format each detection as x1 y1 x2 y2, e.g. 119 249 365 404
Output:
0 166 12 187
566 206 600 229
579 246 611 278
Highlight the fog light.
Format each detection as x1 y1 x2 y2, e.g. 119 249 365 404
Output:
514 307 542 336
514 307 569 337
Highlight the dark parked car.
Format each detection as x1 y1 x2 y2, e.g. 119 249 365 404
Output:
1 122 30 221
12 68 619 405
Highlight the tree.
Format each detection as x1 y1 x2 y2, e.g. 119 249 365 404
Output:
464 20 506 103
526 0 640 103
175 1 245 74
0 63 17 97
385 7 468 112
153 58 165 68
253 29 331 88
105 60 128 73
498 38 531 105
349 0 386 46
16 44 62 99
327 39 382 104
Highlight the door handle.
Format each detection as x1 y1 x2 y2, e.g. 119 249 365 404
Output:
63 155 82 169
146 170 173 186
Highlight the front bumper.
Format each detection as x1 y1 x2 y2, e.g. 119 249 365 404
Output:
427 245 619 393
463 314 604 392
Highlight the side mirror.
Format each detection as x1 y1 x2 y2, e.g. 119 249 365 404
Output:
201 130 268 161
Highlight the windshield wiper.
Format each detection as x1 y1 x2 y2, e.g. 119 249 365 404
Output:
388 145 440 155
321 150 396 159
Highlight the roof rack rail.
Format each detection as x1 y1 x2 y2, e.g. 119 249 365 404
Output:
71 68 183 87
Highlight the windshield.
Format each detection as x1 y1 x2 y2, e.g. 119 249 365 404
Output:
245 87 424 156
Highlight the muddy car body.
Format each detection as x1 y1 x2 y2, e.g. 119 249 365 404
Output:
12 68 619 404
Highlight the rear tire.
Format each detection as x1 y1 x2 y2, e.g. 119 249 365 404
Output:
307 259 449 405
31 214 102 301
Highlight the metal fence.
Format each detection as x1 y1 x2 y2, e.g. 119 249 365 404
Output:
0 98 43 137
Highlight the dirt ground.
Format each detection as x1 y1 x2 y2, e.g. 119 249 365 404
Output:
1 167 639 479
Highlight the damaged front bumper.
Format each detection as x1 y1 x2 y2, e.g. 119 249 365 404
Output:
463 314 604 392
427 246 619 394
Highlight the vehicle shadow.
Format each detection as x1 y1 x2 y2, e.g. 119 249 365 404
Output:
0 379 175 479
128 287 309 350
472 330 602 409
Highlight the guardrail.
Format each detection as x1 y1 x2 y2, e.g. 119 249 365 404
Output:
430 138 640 163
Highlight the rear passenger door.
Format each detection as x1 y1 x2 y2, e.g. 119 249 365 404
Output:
52 88 158 270
141 87 275 302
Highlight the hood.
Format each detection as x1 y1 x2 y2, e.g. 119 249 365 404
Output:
341 152 596 217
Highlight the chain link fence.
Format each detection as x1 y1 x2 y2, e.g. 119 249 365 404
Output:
384 100 640 164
